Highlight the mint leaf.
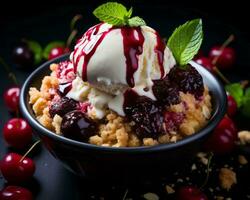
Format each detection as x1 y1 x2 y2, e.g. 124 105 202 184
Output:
93 2 129 26
26 40 43 65
127 7 133 18
128 16 146 27
43 41 65 60
225 83 244 107
241 87 250 117
167 19 203 66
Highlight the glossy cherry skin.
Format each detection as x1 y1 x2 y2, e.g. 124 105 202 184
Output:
194 57 214 72
205 116 237 154
3 87 20 112
0 153 35 183
227 95 237 117
177 186 208 200
0 186 33 200
3 118 33 149
13 45 34 67
48 47 65 60
209 46 236 69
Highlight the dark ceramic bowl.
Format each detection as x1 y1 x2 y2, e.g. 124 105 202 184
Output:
20 54 227 181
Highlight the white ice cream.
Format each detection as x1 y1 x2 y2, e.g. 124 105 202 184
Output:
67 23 176 118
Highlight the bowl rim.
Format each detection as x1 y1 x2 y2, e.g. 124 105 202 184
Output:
20 54 227 153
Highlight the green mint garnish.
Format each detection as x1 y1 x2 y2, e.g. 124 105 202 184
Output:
25 40 43 65
226 83 250 118
167 19 203 66
128 16 146 27
93 2 146 27
225 83 244 107
241 88 250 117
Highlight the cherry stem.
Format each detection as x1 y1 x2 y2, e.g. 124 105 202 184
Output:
241 80 249 89
66 30 78 48
122 189 129 200
210 34 235 85
212 34 235 65
19 140 41 162
0 56 18 85
200 152 213 189
70 14 83 31
213 67 231 84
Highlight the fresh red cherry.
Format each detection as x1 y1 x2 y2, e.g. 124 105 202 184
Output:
0 153 35 183
48 47 65 60
209 46 236 69
205 116 237 154
216 116 237 139
3 118 33 149
0 186 33 200
194 57 214 72
177 186 208 200
3 87 20 112
227 95 237 117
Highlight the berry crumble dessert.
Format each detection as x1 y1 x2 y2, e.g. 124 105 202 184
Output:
29 3 212 147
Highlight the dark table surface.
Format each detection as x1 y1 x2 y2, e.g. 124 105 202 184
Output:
1 3 250 200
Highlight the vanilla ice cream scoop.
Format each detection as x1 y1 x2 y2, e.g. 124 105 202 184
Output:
67 23 176 117
71 23 176 99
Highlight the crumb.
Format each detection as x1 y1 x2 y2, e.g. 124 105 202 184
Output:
52 114 62 134
197 152 208 165
219 168 237 190
142 193 159 200
208 187 213 193
165 185 175 194
197 152 207 158
216 196 224 200
201 157 208 165
238 131 250 145
143 138 159 146
238 155 248 165
177 178 183 183
191 163 197 170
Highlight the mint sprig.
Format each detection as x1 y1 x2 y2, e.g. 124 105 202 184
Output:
93 2 146 27
225 83 244 106
226 83 250 117
128 16 146 27
24 40 43 65
167 19 203 66
242 88 250 117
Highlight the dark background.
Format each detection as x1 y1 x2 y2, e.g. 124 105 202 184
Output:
0 1 250 199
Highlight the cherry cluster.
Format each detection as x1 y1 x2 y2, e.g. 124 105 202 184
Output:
1 88 35 199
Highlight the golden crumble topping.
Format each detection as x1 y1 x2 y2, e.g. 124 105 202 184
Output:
28 63 212 147
219 168 237 190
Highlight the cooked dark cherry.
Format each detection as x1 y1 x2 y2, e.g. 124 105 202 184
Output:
153 77 180 106
58 82 72 96
49 97 78 117
124 90 164 138
61 110 97 142
169 65 204 98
